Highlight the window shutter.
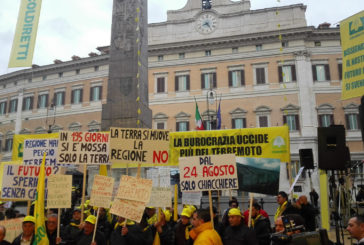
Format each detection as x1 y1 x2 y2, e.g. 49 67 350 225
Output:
213 73 217 88
295 115 300 130
330 114 334 126
201 74 205 89
232 119 235 129
318 115 323 127
357 114 361 130
22 98 26 111
186 75 190 90
45 94 49 108
30 97 34 110
71 91 74 104
186 122 190 131
345 115 350 130
175 76 179 92
291 65 297 81
176 122 180 132
15 100 18 112
80 89 83 103
0 140 2 153
241 70 245 86
99 86 103 100
312 65 317 81
8 101 11 113
278 66 283 83
324 64 331 81
37 95 40 108
338 64 342 80
3 102 7 114
90 87 94 101
243 118 247 128
228 71 232 87
53 94 56 106
62 92 65 105
283 115 287 125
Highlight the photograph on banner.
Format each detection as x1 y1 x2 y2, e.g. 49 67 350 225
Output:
170 126 290 166
179 154 238 192
47 175 72 209
182 192 202 206
57 131 110 165
1 164 60 200
0 218 23 243
340 10 364 100
146 168 171 187
12 133 59 162
109 128 170 165
110 199 145 223
90 175 114 208
23 138 64 166
147 187 172 208
236 157 281 196
116 175 153 203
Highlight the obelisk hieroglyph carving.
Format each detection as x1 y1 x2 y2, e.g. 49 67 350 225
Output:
101 0 151 130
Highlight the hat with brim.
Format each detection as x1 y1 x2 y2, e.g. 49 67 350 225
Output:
85 215 96 225
23 216 36 223
228 208 242 217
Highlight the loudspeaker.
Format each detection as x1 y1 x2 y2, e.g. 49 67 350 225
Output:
317 125 349 170
299 149 314 169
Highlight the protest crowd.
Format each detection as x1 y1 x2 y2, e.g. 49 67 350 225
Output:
0 189 358 245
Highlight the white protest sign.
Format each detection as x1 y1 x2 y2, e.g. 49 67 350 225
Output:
0 218 23 242
1 165 60 200
116 175 152 203
47 175 72 209
146 168 170 187
23 138 58 166
182 192 202 206
90 175 114 208
57 131 110 165
109 128 170 165
110 199 145 223
179 154 238 192
147 187 172 208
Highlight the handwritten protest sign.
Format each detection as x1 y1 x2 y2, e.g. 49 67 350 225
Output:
90 175 114 208
57 131 110 165
116 175 152 203
47 175 72 209
182 192 202 206
146 168 170 187
110 199 145 223
0 218 23 242
23 138 59 166
109 128 170 165
179 154 238 192
1 164 60 200
147 187 172 208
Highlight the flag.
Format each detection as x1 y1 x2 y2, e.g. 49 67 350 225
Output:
195 102 204 130
217 98 221 130
33 153 49 245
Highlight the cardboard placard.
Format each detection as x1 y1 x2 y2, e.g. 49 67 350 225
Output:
0 218 23 242
23 138 59 166
179 154 238 192
182 192 202 206
57 131 110 165
1 165 60 200
109 128 170 165
110 199 145 223
90 175 114 208
47 175 72 209
147 187 172 208
116 175 152 203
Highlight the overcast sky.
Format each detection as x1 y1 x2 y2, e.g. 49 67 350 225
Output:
0 0 362 76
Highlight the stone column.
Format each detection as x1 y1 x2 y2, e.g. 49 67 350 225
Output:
14 88 24 134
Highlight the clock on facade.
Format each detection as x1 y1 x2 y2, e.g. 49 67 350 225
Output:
196 13 217 34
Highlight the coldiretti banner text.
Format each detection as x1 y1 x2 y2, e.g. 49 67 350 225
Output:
169 126 290 165
8 0 43 68
341 10 364 100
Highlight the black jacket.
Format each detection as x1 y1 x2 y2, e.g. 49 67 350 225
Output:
0 240 11 245
299 203 317 231
62 219 81 245
110 224 144 245
11 234 35 245
72 229 106 245
252 216 271 245
223 223 259 245
174 222 193 245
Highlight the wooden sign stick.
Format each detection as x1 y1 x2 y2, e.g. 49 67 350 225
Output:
57 208 61 238
248 193 254 228
27 200 31 216
92 208 100 243
80 165 87 222
208 190 214 228
137 163 142 178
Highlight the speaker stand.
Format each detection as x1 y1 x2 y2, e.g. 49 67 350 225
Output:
329 171 343 245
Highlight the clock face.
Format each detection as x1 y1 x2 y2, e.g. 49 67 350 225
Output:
196 13 217 34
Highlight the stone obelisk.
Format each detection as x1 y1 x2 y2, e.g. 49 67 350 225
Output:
102 0 151 130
